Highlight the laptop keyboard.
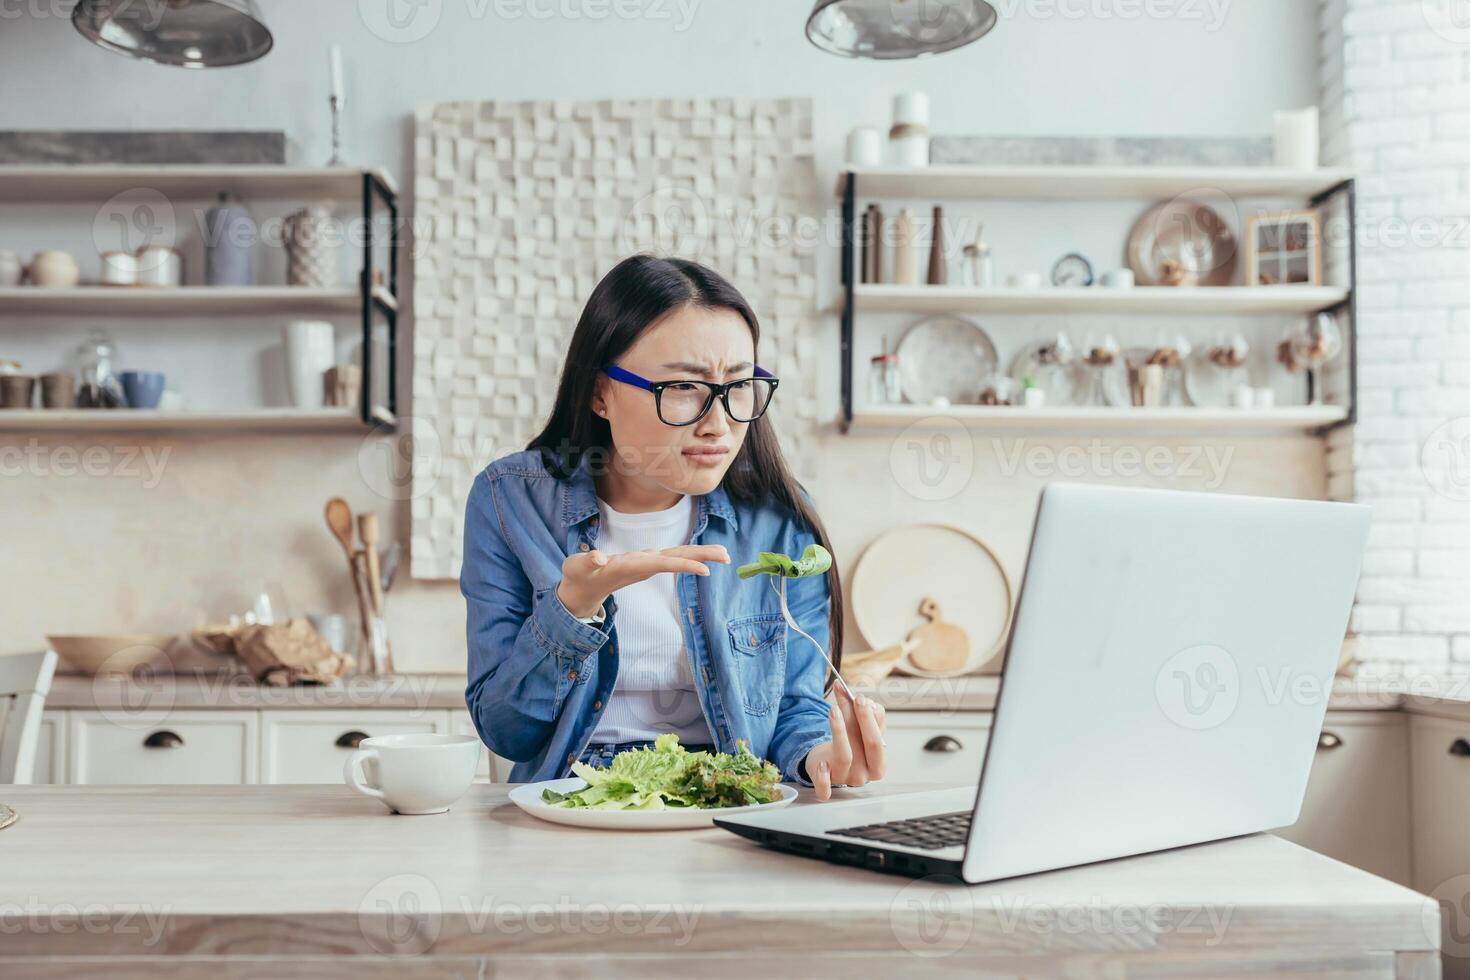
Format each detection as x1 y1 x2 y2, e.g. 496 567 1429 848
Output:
829 810 972 851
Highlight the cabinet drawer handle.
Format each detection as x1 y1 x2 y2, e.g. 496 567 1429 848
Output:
1317 731 1343 751
923 735 963 753
143 730 184 750
1450 739 1470 758
336 730 370 749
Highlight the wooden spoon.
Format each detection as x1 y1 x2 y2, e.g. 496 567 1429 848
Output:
325 498 356 563
324 498 371 656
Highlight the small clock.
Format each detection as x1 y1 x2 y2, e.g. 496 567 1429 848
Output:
1052 253 1095 288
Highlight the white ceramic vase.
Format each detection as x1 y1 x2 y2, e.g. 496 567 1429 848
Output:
283 320 336 409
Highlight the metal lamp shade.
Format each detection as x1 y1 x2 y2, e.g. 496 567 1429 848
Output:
72 0 274 68
806 0 997 59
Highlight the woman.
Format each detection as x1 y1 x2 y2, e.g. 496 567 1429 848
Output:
460 254 885 800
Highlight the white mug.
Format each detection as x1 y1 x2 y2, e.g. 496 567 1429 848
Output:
1100 269 1135 288
283 320 336 408
344 733 482 815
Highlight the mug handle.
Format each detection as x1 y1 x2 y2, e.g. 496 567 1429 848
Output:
344 747 385 800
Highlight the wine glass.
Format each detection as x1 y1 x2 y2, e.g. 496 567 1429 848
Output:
1079 330 1121 406
1287 313 1344 406
1151 328 1193 406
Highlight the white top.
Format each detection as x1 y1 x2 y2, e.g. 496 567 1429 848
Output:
586 494 713 746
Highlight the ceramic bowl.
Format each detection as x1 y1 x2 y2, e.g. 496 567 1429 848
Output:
46 634 176 675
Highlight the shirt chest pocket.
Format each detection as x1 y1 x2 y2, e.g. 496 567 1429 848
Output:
726 613 787 716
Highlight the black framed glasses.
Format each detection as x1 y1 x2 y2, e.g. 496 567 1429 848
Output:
602 364 779 426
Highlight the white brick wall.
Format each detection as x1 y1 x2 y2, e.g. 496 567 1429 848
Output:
1323 0 1470 673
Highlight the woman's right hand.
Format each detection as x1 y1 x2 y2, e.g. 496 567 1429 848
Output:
556 544 730 618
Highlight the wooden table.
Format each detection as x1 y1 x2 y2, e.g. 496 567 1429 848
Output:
0 783 1441 978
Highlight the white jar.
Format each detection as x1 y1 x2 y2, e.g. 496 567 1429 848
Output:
0 250 22 287
100 250 139 286
846 126 883 168
134 246 183 287
889 92 930 167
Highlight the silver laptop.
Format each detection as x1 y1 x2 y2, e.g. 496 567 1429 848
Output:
715 483 1370 884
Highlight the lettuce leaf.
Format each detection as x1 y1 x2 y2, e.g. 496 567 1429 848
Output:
736 543 832 580
541 733 783 810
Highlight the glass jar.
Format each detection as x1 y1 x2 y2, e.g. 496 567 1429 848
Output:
868 352 902 405
74 327 124 408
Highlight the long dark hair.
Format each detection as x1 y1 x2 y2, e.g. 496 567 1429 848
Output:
528 253 845 689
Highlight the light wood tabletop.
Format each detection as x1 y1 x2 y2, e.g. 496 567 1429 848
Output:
0 783 1441 978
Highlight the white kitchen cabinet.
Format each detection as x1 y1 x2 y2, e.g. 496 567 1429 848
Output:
882 710 990 789
1411 713 1470 979
261 710 452 784
69 710 258 784
447 709 501 781
1275 710 1413 886
30 712 65 784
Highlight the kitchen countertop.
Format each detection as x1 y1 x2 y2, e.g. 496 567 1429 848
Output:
0 783 1439 977
44 670 1470 718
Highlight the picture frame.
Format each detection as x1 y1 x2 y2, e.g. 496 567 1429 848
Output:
1245 208 1322 286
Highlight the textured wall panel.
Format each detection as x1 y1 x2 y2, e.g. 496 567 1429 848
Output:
410 97 819 579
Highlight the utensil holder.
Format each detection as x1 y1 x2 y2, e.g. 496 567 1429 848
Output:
352 550 394 674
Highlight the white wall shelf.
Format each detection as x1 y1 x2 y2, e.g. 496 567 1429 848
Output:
0 166 400 430
0 165 397 203
846 404 1349 433
835 165 1355 201
0 408 377 432
0 285 397 317
842 284 1349 317
835 165 1358 433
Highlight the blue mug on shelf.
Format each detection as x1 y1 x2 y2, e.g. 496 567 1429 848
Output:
120 371 166 409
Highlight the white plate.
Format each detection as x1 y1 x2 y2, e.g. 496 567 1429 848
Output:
1184 352 1248 408
508 777 798 830
850 524 1014 676
894 315 998 405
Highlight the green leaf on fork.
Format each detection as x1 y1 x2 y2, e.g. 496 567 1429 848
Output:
736 543 832 580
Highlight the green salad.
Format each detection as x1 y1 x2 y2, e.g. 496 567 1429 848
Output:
542 733 784 811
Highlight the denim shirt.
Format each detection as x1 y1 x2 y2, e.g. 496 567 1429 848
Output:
461 447 834 785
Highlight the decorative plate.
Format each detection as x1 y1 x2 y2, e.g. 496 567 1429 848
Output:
1126 198 1238 287
507 778 798 830
894 315 999 406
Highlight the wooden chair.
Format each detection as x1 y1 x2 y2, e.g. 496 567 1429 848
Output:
0 650 58 784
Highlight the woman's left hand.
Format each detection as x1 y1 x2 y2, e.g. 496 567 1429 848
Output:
804 690 887 801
